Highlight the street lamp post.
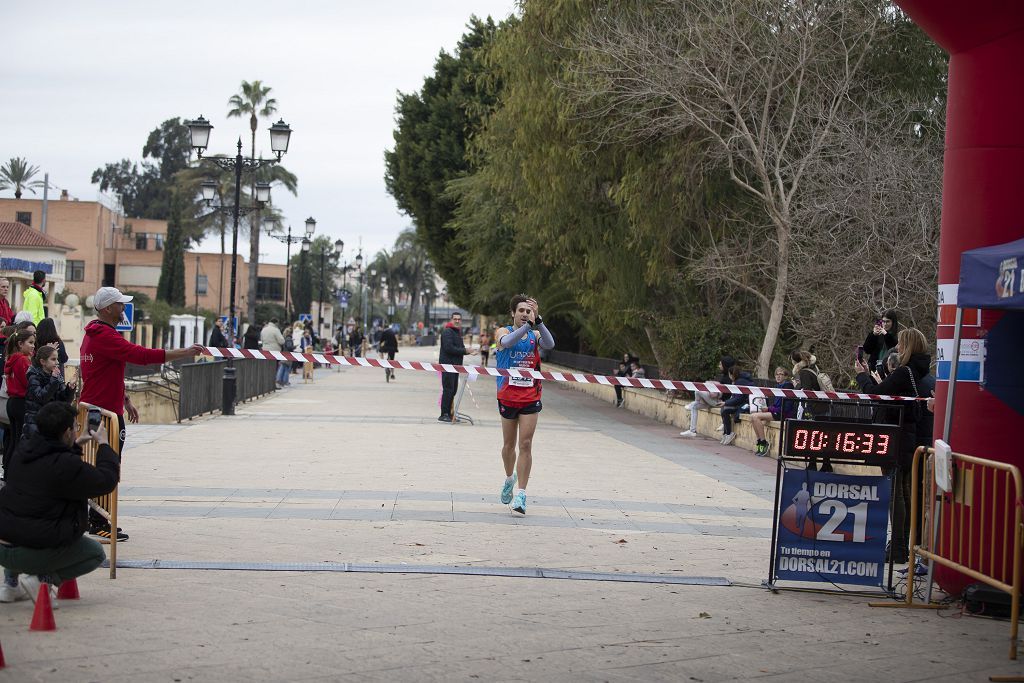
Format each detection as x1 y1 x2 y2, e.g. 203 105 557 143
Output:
316 238 344 337
187 115 292 416
266 216 314 322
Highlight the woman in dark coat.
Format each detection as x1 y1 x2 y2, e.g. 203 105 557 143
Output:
863 310 899 376
242 324 261 350
855 327 931 564
34 318 68 375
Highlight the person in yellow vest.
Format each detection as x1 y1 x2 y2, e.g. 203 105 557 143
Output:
21 270 47 325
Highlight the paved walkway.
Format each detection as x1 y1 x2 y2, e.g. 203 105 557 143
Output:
1 346 1019 681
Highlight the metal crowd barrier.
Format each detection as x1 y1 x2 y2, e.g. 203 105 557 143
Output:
178 358 277 421
75 402 122 579
874 446 1023 660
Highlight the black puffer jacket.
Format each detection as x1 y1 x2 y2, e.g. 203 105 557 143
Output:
439 323 467 364
379 328 399 354
0 433 119 548
863 312 899 370
23 365 75 438
856 352 931 468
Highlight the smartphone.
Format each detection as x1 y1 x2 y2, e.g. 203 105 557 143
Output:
87 407 102 434
855 346 864 363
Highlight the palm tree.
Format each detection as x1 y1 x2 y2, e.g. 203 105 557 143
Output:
0 157 46 199
227 79 279 325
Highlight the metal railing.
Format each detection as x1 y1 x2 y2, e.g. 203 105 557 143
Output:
178 358 277 421
873 446 1023 660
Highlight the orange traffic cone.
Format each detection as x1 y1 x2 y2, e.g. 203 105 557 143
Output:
56 579 79 600
29 584 56 631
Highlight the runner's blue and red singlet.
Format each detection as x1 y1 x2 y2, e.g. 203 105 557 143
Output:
495 326 541 407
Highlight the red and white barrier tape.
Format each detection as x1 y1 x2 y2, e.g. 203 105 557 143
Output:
199 347 916 402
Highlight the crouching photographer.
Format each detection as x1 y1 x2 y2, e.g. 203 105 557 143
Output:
0 402 118 603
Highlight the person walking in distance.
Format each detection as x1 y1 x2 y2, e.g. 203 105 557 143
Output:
260 318 289 388
80 287 202 542
495 295 555 515
438 312 475 421
479 330 491 368
378 324 399 382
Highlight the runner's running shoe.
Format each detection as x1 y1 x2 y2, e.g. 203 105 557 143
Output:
501 472 517 505
511 491 527 516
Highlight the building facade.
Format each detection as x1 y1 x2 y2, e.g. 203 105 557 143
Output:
0 196 288 318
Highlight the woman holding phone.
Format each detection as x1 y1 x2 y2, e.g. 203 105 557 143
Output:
863 310 898 376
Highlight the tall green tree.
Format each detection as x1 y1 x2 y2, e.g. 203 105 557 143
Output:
227 79 280 327
91 118 192 218
384 16 505 305
290 236 342 324
0 157 45 199
156 187 189 306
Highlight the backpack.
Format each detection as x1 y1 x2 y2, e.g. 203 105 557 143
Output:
808 367 835 392
284 336 295 352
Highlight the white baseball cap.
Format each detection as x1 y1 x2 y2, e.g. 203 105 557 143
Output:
93 286 133 310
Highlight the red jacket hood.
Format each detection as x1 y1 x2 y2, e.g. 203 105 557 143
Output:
85 319 114 336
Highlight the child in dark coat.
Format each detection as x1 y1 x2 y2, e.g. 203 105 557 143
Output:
23 345 75 439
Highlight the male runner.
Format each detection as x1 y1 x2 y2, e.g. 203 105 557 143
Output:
495 295 555 515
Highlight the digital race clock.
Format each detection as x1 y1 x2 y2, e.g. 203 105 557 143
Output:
783 420 901 462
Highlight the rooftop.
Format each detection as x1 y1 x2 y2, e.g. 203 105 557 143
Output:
0 221 75 251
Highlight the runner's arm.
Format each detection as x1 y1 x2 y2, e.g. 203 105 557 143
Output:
497 322 533 348
536 322 555 350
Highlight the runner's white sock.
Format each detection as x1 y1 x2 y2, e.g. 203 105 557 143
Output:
516 488 526 496
505 475 515 484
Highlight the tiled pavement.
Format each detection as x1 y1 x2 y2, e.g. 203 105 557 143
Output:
1 346 1018 682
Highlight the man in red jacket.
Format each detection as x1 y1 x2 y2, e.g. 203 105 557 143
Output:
80 287 202 541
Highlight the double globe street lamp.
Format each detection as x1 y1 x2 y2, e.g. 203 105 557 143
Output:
266 216 316 322
186 114 292 415
301 223 343 336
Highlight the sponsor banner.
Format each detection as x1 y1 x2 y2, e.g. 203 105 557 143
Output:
774 469 890 587
936 338 985 383
937 284 980 326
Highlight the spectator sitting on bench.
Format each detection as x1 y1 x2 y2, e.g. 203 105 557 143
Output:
791 349 832 471
629 359 646 379
680 355 735 438
720 364 754 446
0 402 118 604
749 366 796 457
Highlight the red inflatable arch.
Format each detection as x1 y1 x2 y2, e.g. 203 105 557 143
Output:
895 1 1024 595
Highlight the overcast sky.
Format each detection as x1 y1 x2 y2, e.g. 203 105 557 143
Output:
0 1 518 267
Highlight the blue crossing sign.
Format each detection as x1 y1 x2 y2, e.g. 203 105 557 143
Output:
115 303 134 332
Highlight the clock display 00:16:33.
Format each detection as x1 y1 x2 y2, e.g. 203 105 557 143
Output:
791 428 891 456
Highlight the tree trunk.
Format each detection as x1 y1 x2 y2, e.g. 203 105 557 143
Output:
756 221 791 377
246 128 260 326
247 210 260 325
219 220 226 316
643 324 669 379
